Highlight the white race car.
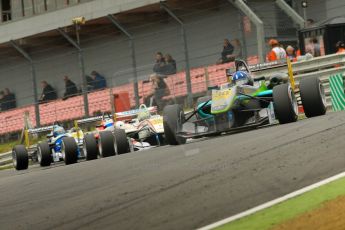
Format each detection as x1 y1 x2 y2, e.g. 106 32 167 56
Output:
80 105 165 159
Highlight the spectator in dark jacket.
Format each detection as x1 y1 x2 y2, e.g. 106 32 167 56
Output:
3 88 16 110
91 71 107 90
0 91 5 111
85 75 94 92
39 81 57 102
63 76 78 99
164 54 177 75
153 52 166 75
217 39 234 64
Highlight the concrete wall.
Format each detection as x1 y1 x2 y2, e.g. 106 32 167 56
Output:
1 0 161 44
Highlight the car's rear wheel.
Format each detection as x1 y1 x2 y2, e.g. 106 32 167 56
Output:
114 129 130 155
273 83 298 124
299 77 327 117
12 145 29 170
37 142 52 167
84 134 98 161
62 137 78 165
98 131 115 157
163 104 186 145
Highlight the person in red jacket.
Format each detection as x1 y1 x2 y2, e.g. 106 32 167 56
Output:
267 39 287 62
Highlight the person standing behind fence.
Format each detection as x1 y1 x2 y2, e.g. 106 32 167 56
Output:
3 88 16 110
267 39 287 62
226 39 242 61
153 52 166 75
39 81 57 102
217 39 234 64
336 41 345 54
91 71 107 90
286 45 296 61
163 54 177 75
63 76 78 100
145 74 170 111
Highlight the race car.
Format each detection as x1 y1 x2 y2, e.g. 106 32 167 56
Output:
12 124 85 170
81 105 165 159
163 59 327 145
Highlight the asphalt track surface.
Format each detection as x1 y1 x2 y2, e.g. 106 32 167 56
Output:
1 111 345 230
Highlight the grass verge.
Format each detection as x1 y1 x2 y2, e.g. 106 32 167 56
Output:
216 176 345 230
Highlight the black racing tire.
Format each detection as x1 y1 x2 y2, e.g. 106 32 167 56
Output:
98 131 115 157
163 104 186 145
273 83 298 124
37 142 52 167
12 145 29 170
84 134 99 161
114 129 130 155
62 137 78 165
299 77 327 118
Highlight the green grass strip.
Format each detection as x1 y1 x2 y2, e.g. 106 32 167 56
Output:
216 176 345 230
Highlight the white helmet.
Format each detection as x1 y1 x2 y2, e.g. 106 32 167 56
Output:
115 121 125 129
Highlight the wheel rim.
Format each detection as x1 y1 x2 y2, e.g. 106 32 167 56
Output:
289 86 298 115
12 151 17 168
98 139 103 157
319 82 327 108
61 142 66 161
83 139 88 158
37 147 42 163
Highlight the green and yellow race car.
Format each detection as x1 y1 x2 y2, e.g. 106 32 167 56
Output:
163 59 327 145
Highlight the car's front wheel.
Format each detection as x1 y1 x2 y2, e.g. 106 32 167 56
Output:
12 145 29 170
273 83 298 124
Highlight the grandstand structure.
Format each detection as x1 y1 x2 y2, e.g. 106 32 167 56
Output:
0 0 344 135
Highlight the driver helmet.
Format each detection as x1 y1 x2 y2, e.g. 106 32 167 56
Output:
53 125 66 137
103 118 114 128
115 121 125 129
232 71 251 86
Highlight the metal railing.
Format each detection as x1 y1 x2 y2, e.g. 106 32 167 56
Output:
250 53 345 109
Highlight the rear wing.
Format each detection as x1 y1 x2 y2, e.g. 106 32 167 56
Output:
76 106 158 125
27 125 54 134
226 60 288 76
115 106 157 119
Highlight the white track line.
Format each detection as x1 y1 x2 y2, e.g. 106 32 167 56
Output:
198 171 345 230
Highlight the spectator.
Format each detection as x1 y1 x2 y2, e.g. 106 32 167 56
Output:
306 19 315 28
39 81 57 102
311 38 321 57
63 76 78 99
91 71 107 90
217 39 234 64
267 39 287 62
336 41 345 54
145 74 170 111
153 52 166 75
226 39 242 61
163 54 177 75
3 88 16 110
85 75 95 92
0 91 5 111
286 45 296 61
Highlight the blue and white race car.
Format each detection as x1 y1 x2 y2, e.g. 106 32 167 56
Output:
12 124 85 170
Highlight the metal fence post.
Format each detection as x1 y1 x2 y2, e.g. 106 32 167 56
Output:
10 40 41 127
229 0 266 63
161 2 193 107
57 28 89 117
107 14 140 107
